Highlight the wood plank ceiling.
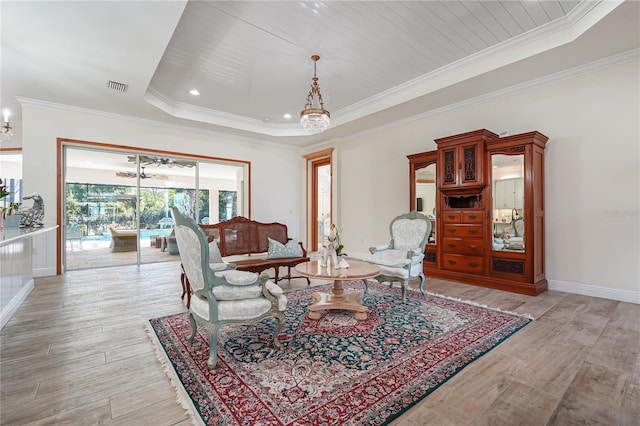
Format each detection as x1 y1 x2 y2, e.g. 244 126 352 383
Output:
148 1 579 127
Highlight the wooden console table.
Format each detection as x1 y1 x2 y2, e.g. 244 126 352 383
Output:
295 259 380 321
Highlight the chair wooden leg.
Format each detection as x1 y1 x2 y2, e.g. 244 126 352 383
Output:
418 272 426 295
207 323 224 369
180 264 186 300
272 313 285 350
180 264 191 308
188 313 197 343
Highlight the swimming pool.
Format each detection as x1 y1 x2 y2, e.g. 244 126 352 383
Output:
83 228 173 241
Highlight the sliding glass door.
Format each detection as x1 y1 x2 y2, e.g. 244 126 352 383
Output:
63 145 248 271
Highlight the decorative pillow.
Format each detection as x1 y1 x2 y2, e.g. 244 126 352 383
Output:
215 270 259 286
266 237 303 259
365 250 412 267
208 240 223 263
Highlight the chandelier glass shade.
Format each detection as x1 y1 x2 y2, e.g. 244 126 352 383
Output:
300 55 330 134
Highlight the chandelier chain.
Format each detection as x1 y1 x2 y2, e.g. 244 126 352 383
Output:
300 55 330 134
305 62 325 110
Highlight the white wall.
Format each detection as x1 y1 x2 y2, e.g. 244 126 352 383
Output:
20 105 307 270
331 58 639 303
19 57 640 303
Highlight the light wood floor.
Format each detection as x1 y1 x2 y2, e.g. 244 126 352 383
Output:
1 262 638 425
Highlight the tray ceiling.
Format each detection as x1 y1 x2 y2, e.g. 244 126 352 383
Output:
1 1 637 147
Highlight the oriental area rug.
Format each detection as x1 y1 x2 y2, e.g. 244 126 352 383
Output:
147 281 532 425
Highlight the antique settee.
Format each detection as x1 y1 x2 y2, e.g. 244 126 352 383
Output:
199 216 309 283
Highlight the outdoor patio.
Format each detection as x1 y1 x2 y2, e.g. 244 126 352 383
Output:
65 237 179 270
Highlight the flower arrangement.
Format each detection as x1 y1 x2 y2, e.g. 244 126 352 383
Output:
0 179 21 219
328 223 345 256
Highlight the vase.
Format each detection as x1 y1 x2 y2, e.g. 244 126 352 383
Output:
4 214 21 228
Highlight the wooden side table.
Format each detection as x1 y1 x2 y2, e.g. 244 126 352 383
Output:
295 259 380 321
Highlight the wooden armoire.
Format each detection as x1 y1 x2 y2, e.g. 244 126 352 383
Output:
408 129 548 295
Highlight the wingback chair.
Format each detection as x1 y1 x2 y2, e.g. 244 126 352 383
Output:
364 211 431 303
170 207 287 369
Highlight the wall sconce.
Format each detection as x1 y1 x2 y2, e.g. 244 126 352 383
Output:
2 109 13 141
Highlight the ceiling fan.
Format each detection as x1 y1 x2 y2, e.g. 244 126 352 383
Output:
127 155 195 168
116 167 168 180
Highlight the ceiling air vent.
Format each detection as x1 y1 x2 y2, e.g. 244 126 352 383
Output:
107 80 129 93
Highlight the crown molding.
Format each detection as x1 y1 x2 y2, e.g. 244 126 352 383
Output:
145 88 309 137
14 96 303 151
333 0 623 126
139 1 622 137
15 45 636 152
336 48 638 143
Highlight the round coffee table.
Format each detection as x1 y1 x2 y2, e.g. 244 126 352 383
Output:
295 258 380 321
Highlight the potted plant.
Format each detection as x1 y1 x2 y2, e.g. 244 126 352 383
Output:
0 179 21 227
332 224 346 257
321 223 347 267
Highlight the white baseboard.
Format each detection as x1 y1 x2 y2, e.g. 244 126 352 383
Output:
1 279 34 329
548 279 640 304
33 267 57 277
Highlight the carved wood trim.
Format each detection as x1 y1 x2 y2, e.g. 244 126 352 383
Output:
488 145 526 155
492 258 525 274
463 145 477 181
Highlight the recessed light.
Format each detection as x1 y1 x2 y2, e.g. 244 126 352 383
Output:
189 89 200 96
283 113 292 119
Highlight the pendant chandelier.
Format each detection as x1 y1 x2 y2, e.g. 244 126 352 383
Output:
300 55 330 134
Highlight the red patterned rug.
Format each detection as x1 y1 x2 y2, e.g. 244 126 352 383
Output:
147 281 531 425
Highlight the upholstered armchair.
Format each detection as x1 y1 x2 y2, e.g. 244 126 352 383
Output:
170 207 287 369
364 211 431 303
178 228 233 309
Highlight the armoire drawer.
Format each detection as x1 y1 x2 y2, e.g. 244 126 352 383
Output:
443 224 483 238
461 211 483 223
442 238 484 255
442 212 461 223
442 254 484 273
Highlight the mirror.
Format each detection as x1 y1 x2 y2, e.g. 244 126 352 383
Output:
491 154 525 252
415 163 437 244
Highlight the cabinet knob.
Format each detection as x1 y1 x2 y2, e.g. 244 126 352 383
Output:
469 229 478 234
469 214 477 220
448 215 456 219
448 229 456 233
469 262 478 267
469 245 477 250
448 260 457 265
448 243 456 248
